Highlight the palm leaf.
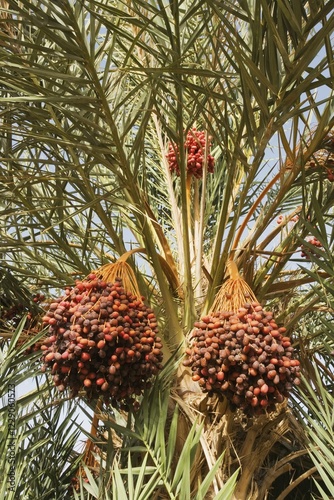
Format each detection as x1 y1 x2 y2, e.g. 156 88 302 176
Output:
1 1 334 498
0 326 83 498
294 363 334 498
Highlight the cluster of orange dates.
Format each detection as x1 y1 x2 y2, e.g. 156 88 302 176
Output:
166 128 215 178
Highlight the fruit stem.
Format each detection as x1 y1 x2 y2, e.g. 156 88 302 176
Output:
90 399 102 437
83 399 102 467
227 260 240 280
105 248 181 297
194 133 209 301
186 172 192 236
117 247 146 262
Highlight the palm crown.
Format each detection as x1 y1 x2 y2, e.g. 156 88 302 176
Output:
1 1 334 499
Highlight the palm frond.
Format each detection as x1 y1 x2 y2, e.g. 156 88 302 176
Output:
73 365 239 499
0 321 83 499
1 0 334 498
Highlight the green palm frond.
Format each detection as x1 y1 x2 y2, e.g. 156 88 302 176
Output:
16 401 82 499
293 350 334 499
1 0 333 310
0 320 83 499
1 0 334 498
72 360 238 499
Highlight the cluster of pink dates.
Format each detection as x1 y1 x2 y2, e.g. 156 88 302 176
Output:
300 237 323 259
166 128 215 178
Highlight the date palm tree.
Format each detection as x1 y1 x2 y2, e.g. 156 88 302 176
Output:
1 1 334 498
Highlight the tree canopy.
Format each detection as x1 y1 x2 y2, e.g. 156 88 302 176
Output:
1 1 334 498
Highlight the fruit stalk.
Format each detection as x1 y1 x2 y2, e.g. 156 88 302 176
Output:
83 399 102 468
